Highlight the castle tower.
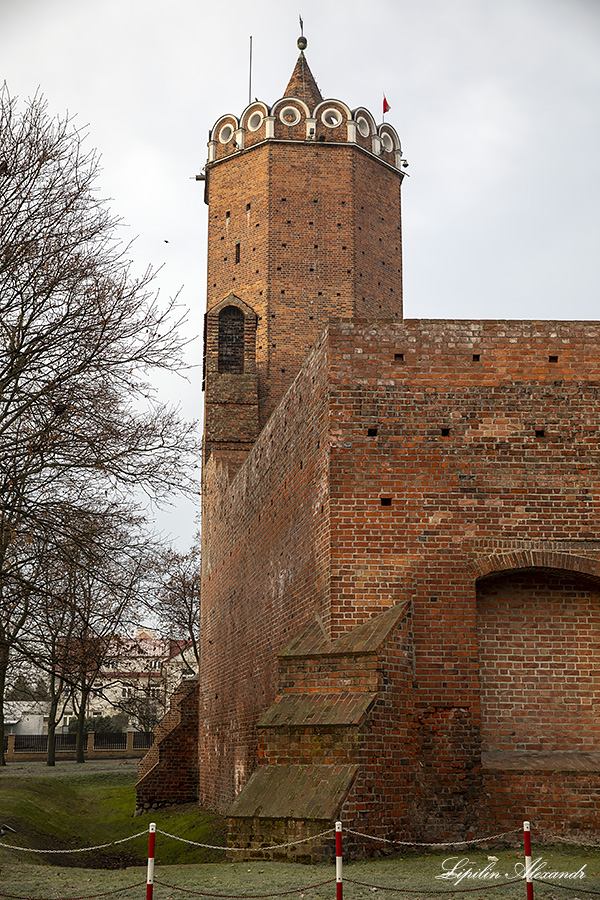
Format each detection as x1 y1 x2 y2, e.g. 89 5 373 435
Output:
202 39 406 476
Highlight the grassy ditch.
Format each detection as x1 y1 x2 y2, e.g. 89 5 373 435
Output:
0 759 226 868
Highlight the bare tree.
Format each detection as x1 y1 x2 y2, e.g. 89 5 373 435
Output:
0 84 201 761
153 542 201 672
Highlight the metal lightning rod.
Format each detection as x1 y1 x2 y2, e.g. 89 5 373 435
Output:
248 35 253 106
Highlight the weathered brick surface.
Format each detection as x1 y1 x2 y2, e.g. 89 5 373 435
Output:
136 679 198 809
199 330 333 811
205 142 402 433
199 317 600 839
195 53 600 848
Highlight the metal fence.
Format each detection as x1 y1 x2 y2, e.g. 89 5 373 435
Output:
56 733 77 751
5 730 154 756
14 733 48 752
92 732 127 750
132 731 154 750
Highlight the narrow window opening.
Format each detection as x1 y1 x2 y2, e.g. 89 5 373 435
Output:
246 202 251 211
225 210 230 218
235 242 240 264
218 306 245 374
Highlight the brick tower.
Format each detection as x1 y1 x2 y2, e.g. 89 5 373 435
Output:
202 39 406 477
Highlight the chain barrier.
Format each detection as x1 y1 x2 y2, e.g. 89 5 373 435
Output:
156 827 336 852
5 825 599 856
344 828 522 847
536 830 600 849
532 877 600 896
0 884 146 900
345 877 524 894
153 878 336 898
0 831 148 854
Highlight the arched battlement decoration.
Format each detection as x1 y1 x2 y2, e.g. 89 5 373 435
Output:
271 96 311 118
207 91 405 169
313 98 352 122
352 107 377 138
471 549 600 584
241 101 270 128
241 102 270 146
210 114 240 143
208 114 242 162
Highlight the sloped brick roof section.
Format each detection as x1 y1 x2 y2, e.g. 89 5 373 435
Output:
228 763 358 819
258 691 377 728
280 601 409 658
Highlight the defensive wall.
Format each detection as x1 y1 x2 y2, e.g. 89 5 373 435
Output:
199 316 600 842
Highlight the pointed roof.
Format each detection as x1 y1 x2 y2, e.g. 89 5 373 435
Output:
283 53 323 109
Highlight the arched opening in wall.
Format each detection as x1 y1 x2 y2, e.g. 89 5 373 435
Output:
218 305 245 374
476 568 600 754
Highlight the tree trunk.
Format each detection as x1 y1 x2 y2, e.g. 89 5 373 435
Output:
75 691 88 763
0 643 8 766
46 693 58 767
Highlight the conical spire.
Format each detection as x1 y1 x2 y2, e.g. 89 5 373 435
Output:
283 52 323 109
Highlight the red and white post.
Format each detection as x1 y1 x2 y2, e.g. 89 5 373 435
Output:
523 820 534 900
146 822 156 900
335 821 343 900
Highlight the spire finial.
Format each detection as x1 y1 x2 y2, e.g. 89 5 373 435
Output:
297 15 307 52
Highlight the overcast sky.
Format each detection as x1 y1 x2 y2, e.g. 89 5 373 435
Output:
2 0 599 546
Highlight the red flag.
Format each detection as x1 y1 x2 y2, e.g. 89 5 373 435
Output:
383 95 391 114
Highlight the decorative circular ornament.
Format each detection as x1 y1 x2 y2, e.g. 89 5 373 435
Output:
356 116 370 138
280 106 301 126
382 132 394 152
219 123 234 144
322 108 342 128
247 111 264 132
297 36 307 51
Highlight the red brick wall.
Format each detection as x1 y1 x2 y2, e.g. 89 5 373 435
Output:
339 615 416 840
482 770 599 832
477 569 600 752
205 143 403 432
136 680 198 809
199 331 332 812
200 316 600 835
